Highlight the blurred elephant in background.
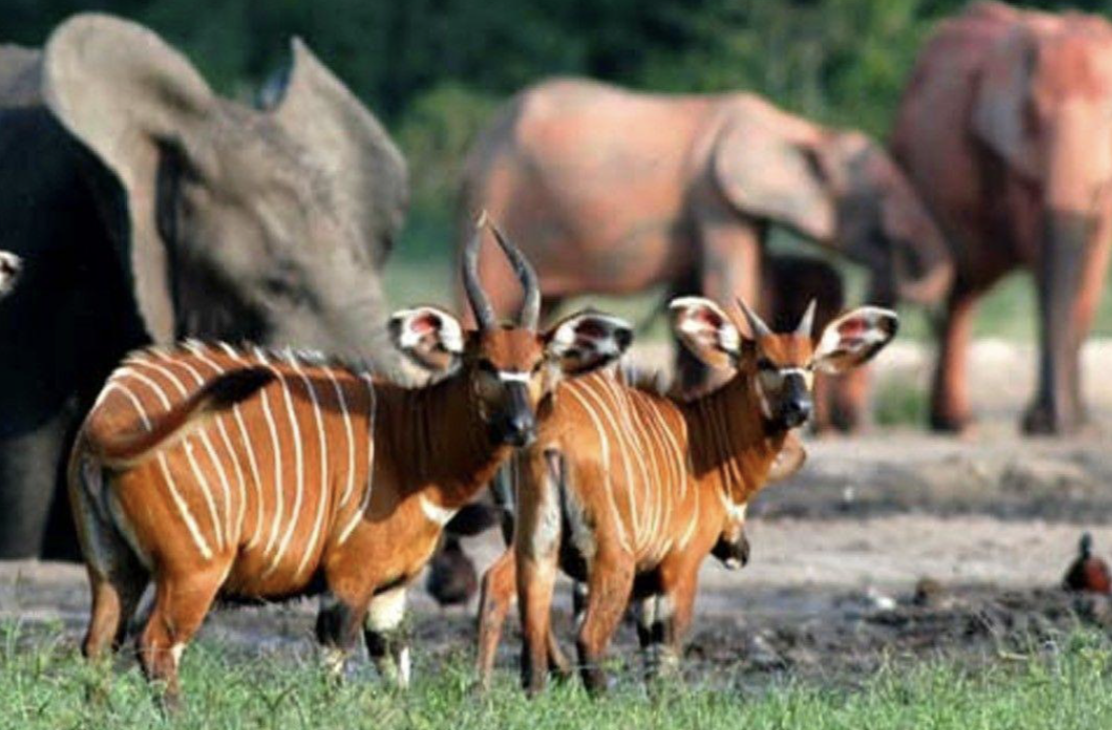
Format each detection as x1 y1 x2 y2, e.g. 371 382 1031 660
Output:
892 2 1112 434
459 77 950 423
0 14 407 559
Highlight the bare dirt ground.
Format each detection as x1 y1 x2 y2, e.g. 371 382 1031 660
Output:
3 340 1112 687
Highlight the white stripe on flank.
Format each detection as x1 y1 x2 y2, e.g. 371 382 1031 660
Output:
117 367 216 559
233 347 284 561
577 378 639 549
337 374 377 545
102 383 151 431
564 383 631 554
157 451 213 560
133 358 228 551
288 355 330 580
266 353 306 576
182 346 251 545
323 367 357 510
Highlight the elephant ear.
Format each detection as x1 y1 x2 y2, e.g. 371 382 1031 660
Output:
270 39 408 266
0 45 42 107
713 110 836 242
972 25 1041 180
43 13 217 343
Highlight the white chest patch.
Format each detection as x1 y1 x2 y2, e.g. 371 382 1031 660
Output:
419 494 458 526
718 490 748 523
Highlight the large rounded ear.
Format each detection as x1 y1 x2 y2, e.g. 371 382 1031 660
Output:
388 306 465 373
813 306 899 375
972 25 1041 180
713 106 836 242
544 311 633 376
0 44 42 107
43 14 217 342
269 39 408 266
668 296 741 369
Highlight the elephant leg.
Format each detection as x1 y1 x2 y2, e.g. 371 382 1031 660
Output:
682 216 763 393
930 287 981 432
1024 214 1101 435
1064 218 1111 428
0 404 76 558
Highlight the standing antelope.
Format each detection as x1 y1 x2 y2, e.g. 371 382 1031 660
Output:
477 297 897 694
67 218 633 707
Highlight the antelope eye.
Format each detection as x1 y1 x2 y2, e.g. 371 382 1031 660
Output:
477 360 497 375
757 358 775 372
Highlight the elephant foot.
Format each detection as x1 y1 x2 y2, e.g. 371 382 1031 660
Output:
929 409 972 434
1021 400 1084 436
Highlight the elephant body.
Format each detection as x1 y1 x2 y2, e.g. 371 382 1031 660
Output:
459 78 950 410
0 15 407 558
892 2 1112 434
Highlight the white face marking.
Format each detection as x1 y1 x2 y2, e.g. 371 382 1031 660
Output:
496 370 531 384
419 494 458 526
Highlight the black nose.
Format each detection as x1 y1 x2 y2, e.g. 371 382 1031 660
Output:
782 399 813 428
504 412 536 447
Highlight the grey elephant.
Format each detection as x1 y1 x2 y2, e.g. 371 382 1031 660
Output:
460 78 952 422
0 14 407 559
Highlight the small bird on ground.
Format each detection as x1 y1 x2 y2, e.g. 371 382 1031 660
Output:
1063 533 1112 595
426 535 479 608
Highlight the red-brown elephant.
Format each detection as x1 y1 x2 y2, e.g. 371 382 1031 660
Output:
892 2 1112 434
459 78 951 429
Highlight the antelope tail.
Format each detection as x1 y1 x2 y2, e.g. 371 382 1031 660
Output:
89 367 275 467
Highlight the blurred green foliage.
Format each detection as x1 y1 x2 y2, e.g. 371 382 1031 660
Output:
10 1 1110 214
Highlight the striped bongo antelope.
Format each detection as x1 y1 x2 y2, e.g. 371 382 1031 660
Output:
67 217 633 707
477 296 897 694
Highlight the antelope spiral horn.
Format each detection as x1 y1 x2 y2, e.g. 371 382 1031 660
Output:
796 299 817 337
737 298 773 339
463 211 497 330
489 221 541 330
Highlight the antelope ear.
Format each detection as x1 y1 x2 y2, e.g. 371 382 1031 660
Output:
544 310 633 376
813 306 898 375
388 306 464 373
668 296 740 369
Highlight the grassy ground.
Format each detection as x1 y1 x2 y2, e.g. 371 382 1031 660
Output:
3 622 1112 730
386 213 1112 342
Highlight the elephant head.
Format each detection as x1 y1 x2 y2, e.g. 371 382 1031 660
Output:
713 109 952 306
973 13 1112 244
42 14 408 361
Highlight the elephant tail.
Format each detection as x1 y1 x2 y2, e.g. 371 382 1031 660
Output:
84 367 275 468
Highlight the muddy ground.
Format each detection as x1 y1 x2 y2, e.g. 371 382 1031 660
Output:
2 340 1112 688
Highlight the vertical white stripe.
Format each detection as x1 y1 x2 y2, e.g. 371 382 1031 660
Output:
576 378 639 550
183 344 251 545
288 354 330 580
564 383 631 554
213 345 268 549
262 349 305 577
337 374 377 545
133 358 228 551
323 367 357 509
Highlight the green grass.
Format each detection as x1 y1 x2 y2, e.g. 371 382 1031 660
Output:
386 212 1112 342
4 623 1112 729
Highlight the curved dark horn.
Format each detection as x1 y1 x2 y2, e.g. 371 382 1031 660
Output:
464 211 496 330
489 222 541 330
796 299 817 337
737 298 773 339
